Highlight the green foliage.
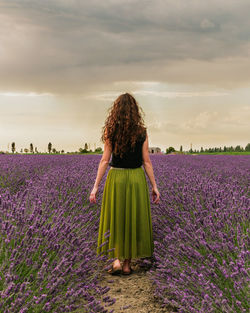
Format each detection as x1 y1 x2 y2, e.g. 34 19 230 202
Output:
187 144 248 154
80 148 88 153
48 142 52 153
166 146 175 154
95 147 102 153
245 143 250 151
11 142 15 153
30 143 34 153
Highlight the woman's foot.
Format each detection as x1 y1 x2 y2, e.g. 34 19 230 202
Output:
107 258 122 275
122 258 132 274
113 258 122 270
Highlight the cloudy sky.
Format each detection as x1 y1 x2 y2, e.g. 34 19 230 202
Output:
0 0 249 152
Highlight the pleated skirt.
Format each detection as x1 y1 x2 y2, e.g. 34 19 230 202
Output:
96 166 154 260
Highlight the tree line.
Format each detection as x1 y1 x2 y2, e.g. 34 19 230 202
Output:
166 143 250 154
4 142 250 154
8 142 103 154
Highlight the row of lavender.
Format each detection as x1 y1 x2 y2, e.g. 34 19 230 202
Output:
0 154 249 312
147 154 249 313
0 154 115 312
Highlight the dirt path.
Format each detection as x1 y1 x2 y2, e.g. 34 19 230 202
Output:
96 259 176 313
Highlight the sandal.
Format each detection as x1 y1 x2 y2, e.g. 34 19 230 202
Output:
107 265 122 275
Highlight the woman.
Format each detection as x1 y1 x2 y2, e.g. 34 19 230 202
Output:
89 92 160 275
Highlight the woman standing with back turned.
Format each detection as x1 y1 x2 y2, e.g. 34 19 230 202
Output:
89 92 160 275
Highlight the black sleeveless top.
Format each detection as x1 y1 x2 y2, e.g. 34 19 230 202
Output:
109 130 147 168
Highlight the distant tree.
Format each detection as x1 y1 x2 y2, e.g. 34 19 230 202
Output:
52 148 56 153
20 148 23 153
200 147 204 153
79 147 88 153
166 146 175 154
223 146 227 152
245 143 250 151
61 150 64 153
95 147 103 153
180 145 183 152
35 147 38 153
24 148 29 153
235 145 242 152
84 143 88 151
30 143 34 153
48 142 52 153
11 142 15 153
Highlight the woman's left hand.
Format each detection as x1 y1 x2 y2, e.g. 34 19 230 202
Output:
89 186 98 203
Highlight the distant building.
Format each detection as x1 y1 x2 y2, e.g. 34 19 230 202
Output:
148 147 162 154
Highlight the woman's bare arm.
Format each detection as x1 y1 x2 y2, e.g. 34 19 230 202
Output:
90 138 112 203
93 138 112 188
142 134 160 203
142 134 157 188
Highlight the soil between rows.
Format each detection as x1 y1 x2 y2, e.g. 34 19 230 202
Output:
95 259 176 313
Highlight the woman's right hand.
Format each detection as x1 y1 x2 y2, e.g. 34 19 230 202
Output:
152 186 160 204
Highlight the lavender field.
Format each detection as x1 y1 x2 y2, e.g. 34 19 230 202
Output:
0 154 249 313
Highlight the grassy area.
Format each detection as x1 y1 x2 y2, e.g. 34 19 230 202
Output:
2 151 250 155
1 152 103 155
185 151 250 155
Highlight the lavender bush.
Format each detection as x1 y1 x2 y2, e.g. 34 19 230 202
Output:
146 154 249 313
0 154 249 312
0 155 116 313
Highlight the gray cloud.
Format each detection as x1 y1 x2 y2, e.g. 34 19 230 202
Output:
0 0 250 94
146 105 250 148
0 0 249 152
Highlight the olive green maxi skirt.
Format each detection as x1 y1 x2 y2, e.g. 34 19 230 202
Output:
96 166 154 260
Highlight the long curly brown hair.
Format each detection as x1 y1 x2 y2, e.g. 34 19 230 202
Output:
101 92 147 158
